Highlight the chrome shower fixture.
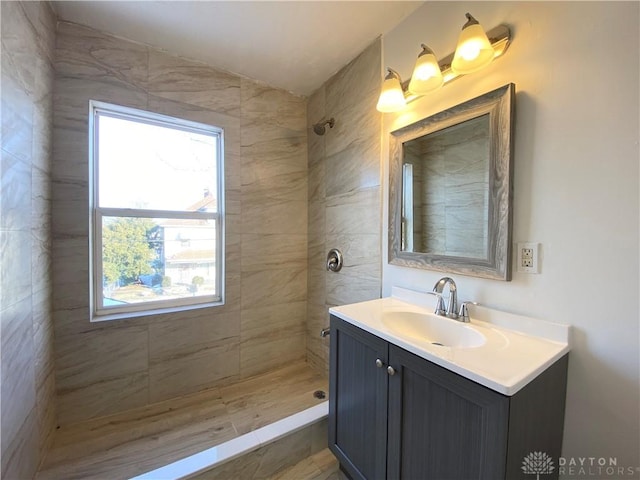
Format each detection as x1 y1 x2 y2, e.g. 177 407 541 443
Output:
313 117 335 136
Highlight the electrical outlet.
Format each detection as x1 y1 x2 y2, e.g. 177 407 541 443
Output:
517 243 540 274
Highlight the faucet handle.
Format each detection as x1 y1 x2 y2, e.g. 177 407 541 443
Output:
427 291 447 316
458 301 478 323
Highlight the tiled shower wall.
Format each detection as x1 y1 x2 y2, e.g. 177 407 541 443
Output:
306 39 382 373
52 22 308 425
1 2 57 477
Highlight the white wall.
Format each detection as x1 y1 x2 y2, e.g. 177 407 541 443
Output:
382 1 639 469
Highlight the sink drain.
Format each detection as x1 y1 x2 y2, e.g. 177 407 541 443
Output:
313 390 326 399
431 342 445 346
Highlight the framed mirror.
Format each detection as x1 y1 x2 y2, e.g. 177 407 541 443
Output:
388 83 515 280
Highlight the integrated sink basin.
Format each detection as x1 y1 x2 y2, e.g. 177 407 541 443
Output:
381 311 486 348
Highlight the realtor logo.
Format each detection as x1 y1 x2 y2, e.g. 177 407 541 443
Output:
522 451 555 479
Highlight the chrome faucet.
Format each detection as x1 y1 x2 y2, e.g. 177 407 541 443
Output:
433 277 458 320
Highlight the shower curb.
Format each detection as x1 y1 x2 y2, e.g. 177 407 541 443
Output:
129 401 329 480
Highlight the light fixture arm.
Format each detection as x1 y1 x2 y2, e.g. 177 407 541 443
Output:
417 44 436 58
385 67 403 83
462 12 479 29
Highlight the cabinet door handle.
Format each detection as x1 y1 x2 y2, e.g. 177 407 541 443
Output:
376 358 384 368
387 366 396 376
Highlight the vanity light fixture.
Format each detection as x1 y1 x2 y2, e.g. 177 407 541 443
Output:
376 13 511 113
376 68 407 113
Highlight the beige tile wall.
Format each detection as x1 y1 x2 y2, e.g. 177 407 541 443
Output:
52 22 308 425
1 1 57 477
306 39 383 374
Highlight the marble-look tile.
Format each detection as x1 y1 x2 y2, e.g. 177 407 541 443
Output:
240 268 307 309
307 242 327 307
225 153 243 192
242 169 307 204
32 290 54 390
0 2 37 96
306 346 329 377
148 311 240 360
1 150 32 232
241 233 307 272
324 86 378 160
222 367 329 434
51 125 89 184
56 371 149 425
1 297 37 445
325 38 381 116
325 186 381 236
55 22 148 91
268 443 337 480
51 181 88 238
241 78 306 132
307 86 325 126
36 369 57 457
31 227 52 298
241 196 307 236
240 302 306 378
306 303 331 374
196 426 312 480
241 131 308 186
56 324 149 391
0 230 33 309
149 337 240 403
324 100 380 198
308 200 325 248
308 152 325 203
53 74 148 133
32 159 51 218
326 270 380 306
148 49 240 116
51 236 89 311
1 405 40 480
21 1 57 65
1 67 34 165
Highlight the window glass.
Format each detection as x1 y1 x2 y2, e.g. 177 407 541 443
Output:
91 102 224 319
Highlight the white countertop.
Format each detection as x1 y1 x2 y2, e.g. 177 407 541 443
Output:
329 287 571 396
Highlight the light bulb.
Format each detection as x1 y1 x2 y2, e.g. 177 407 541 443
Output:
376 68 406 113
408 45 443 96
451 14 494 75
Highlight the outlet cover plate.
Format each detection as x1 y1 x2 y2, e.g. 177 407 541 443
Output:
517 242 540 274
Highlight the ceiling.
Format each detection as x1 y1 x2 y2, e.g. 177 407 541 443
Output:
52 1 424 96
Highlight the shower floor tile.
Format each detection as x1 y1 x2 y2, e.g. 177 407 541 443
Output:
37 363 328 480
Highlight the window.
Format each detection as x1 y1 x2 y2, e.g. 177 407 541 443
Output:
90 101 224 320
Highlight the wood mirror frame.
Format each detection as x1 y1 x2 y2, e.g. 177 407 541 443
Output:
388 83 515 280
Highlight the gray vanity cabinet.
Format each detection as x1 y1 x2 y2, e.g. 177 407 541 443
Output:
329 314 568 480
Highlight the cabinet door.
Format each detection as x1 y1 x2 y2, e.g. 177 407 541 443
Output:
387 345 510 480
329 315 389 480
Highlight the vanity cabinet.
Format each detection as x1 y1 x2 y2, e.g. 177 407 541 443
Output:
328 315 568 480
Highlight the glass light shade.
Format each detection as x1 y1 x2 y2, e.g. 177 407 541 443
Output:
376 72 406 113
408 46 443 95
451 22 494 74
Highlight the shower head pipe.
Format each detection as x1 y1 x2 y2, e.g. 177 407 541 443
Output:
312 117 335 136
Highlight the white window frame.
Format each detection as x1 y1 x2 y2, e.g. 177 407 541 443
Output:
89 101 225 321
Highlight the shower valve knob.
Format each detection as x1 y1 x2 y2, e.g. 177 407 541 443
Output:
326 248 343 272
